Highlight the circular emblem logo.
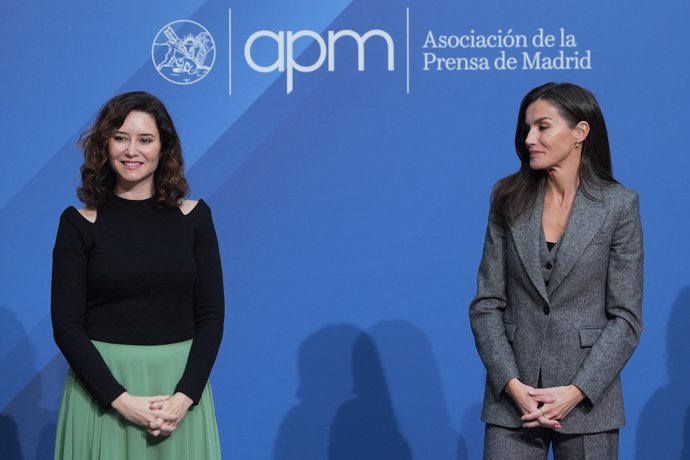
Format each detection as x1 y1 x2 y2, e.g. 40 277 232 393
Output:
152 20 216 85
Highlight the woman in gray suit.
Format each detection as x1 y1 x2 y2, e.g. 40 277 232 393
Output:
469 82 643 459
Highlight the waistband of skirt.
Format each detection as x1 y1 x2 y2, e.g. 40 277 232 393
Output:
91 339 193 360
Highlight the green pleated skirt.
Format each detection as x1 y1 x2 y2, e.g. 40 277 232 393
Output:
54 340 221 460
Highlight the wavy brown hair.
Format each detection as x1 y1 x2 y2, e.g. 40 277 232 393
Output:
77 91 189 208
492 82 617 225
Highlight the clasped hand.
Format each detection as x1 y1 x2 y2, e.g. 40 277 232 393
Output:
505 378 585 430
148 392 194 436
111 391 194 437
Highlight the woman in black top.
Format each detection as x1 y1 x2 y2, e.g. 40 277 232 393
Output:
52 92 224 459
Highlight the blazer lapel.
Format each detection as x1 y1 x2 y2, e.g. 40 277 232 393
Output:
547 185 607 295
510 183 550 304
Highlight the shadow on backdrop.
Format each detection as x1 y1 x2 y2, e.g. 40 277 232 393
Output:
274 324 362 460
0 305 65 459
329 331 412 460
460 401 484 460
0 305 24 459
636 286 690 459
368 320 467 459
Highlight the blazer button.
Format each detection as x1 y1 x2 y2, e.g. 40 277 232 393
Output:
543 305 551 315
544 262 553 269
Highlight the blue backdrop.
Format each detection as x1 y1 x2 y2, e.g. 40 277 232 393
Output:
2 0 689 458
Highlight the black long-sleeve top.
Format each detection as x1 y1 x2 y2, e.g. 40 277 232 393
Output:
51 194 224 409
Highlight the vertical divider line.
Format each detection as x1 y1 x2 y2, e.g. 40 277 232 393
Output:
406 7 410 94
228 8 232 95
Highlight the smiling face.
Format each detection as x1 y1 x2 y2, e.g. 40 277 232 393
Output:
524 99 582 172
107 110 161 197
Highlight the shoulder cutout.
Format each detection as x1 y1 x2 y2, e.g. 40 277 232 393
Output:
179 199 200 216
76 207 97 223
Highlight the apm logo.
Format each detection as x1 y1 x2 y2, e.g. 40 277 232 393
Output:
152 20 216 85
243 29 395 94
152 12 400 94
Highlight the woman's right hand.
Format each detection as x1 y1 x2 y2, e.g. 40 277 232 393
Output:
504 378 561 430
111 392 178 436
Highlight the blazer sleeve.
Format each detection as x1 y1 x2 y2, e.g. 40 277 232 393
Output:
571 192 643 405
469 207 521 397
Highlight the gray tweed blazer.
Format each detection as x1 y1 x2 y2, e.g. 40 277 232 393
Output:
469 181 643 434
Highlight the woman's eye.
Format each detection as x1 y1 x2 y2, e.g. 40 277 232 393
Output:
539 124 549 131
140 138 152 144
113 135 127 142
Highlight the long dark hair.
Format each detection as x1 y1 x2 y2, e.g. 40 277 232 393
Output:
492 82 617 225
77 91 189 208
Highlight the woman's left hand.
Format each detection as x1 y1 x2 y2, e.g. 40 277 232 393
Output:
148 392 194 436
521 385 586 429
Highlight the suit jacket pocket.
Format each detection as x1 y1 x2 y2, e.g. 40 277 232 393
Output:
578 327 605 347
504 320 517 342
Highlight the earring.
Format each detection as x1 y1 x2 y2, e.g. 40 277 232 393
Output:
575 141 580 149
